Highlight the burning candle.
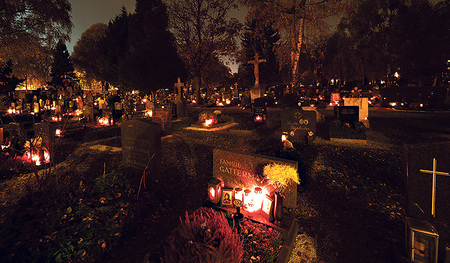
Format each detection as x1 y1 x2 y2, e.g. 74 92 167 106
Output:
234 188 243 201
254 187 263 212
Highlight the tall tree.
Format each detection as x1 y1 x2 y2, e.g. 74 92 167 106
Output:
48 41 76 94
166 0 242 104
0 60 24 95
72 23 108 84
120 0 185 95
0 0 72 85
243 0 357 89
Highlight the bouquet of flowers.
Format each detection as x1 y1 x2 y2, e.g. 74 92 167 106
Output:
263 163 299 194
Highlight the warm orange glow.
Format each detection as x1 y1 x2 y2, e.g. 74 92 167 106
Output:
52 116 62 122
24 149 50 166
98 117 111 126
209 187 215 200
254 187 263 212
146 110 153 117
7 108 14 114
204 118 214 127
254 115 263 122
281 134 287 142
55 129 61 137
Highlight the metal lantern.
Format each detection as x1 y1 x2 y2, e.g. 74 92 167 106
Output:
405 217 439 263
208 178 222 204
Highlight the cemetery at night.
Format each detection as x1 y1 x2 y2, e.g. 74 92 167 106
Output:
0 0 449 262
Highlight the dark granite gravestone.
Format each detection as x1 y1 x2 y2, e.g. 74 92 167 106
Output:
34 122 56 154
334 106 359 124
174 97 187 118
213 148 298 209
281 108 317 143
252 97 267 121
152 106 172 132
404 142 450 252
121 119 161 182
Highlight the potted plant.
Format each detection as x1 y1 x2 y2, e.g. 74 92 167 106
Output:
263 163 299 222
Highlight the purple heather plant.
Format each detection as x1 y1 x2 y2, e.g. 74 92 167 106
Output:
162 207 244 263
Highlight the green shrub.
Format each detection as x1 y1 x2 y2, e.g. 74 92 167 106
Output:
329 119 367 139
162 207 243 263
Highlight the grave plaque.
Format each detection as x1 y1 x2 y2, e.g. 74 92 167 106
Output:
213 148 298 209
252 97 266 120
281 108 317 143
334 106 359 124
344 97 369 122
404 142 450 249
121 119 161 181
152 106 172 132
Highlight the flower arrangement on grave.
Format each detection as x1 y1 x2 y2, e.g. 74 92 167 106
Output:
162 207 243 263
263 163 300 195
197 110 234 127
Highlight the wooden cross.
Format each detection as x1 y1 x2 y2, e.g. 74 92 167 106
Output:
419 158 450 217
247 53 266 86
174 77 184 98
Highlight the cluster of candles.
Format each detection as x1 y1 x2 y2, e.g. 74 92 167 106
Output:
98 117 112 126
234 187 268 213
24 149 50 166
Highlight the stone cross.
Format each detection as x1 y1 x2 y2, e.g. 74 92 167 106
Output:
419 158 450 217
174 77 184 98
234 82 238 90
247 53 266 86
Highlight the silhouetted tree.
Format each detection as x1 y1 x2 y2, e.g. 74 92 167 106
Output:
48 40 76 93
0 60 24 95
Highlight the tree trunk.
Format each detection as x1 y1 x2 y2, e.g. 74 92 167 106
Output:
291 17 305 90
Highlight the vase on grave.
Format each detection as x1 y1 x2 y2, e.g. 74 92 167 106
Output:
274 191 283 222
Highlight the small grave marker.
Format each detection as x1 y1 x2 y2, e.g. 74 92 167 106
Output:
152 106 172 132
281 108 317 143
252 97 266 121
121 119 161 181
334 106 359 124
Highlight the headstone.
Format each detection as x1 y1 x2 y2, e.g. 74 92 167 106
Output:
34 122 56 155
252 97 266 121
174 97 187 118
344 97 369 124
281 108 317 143
152 106 172 132
334 106 359 124
0 127 3 145
98 99 106 110
121 119 161 181
404 142 450 249
213 148 298 209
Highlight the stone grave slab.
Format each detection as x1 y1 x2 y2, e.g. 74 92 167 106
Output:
404 142 450 244
344 97 369 122
213 148 298 209
121 119 161 181
334 106 359 124
34 122 56 154
252 97 267 121
281 108 317 143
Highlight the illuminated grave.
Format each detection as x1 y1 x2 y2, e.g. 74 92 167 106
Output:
185 111 238 132
212 148 298 225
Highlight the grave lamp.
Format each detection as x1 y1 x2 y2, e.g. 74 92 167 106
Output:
254 115 263 122
55 129 62 137
208 178 222 204
281 132 288 142
253 187 263 212
243 189 255 212
234 188 243 201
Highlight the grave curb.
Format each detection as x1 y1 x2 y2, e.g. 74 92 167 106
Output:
330 138 367 144
184 122 238 131
276 214 298 263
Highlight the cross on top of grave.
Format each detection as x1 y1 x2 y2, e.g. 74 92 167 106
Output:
419 158 450 218
174 77 185 98
247 53 266 86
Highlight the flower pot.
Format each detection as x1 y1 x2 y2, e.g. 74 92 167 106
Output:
274 192 283 222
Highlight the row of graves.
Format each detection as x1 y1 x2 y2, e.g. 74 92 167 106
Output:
120 118 300 261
